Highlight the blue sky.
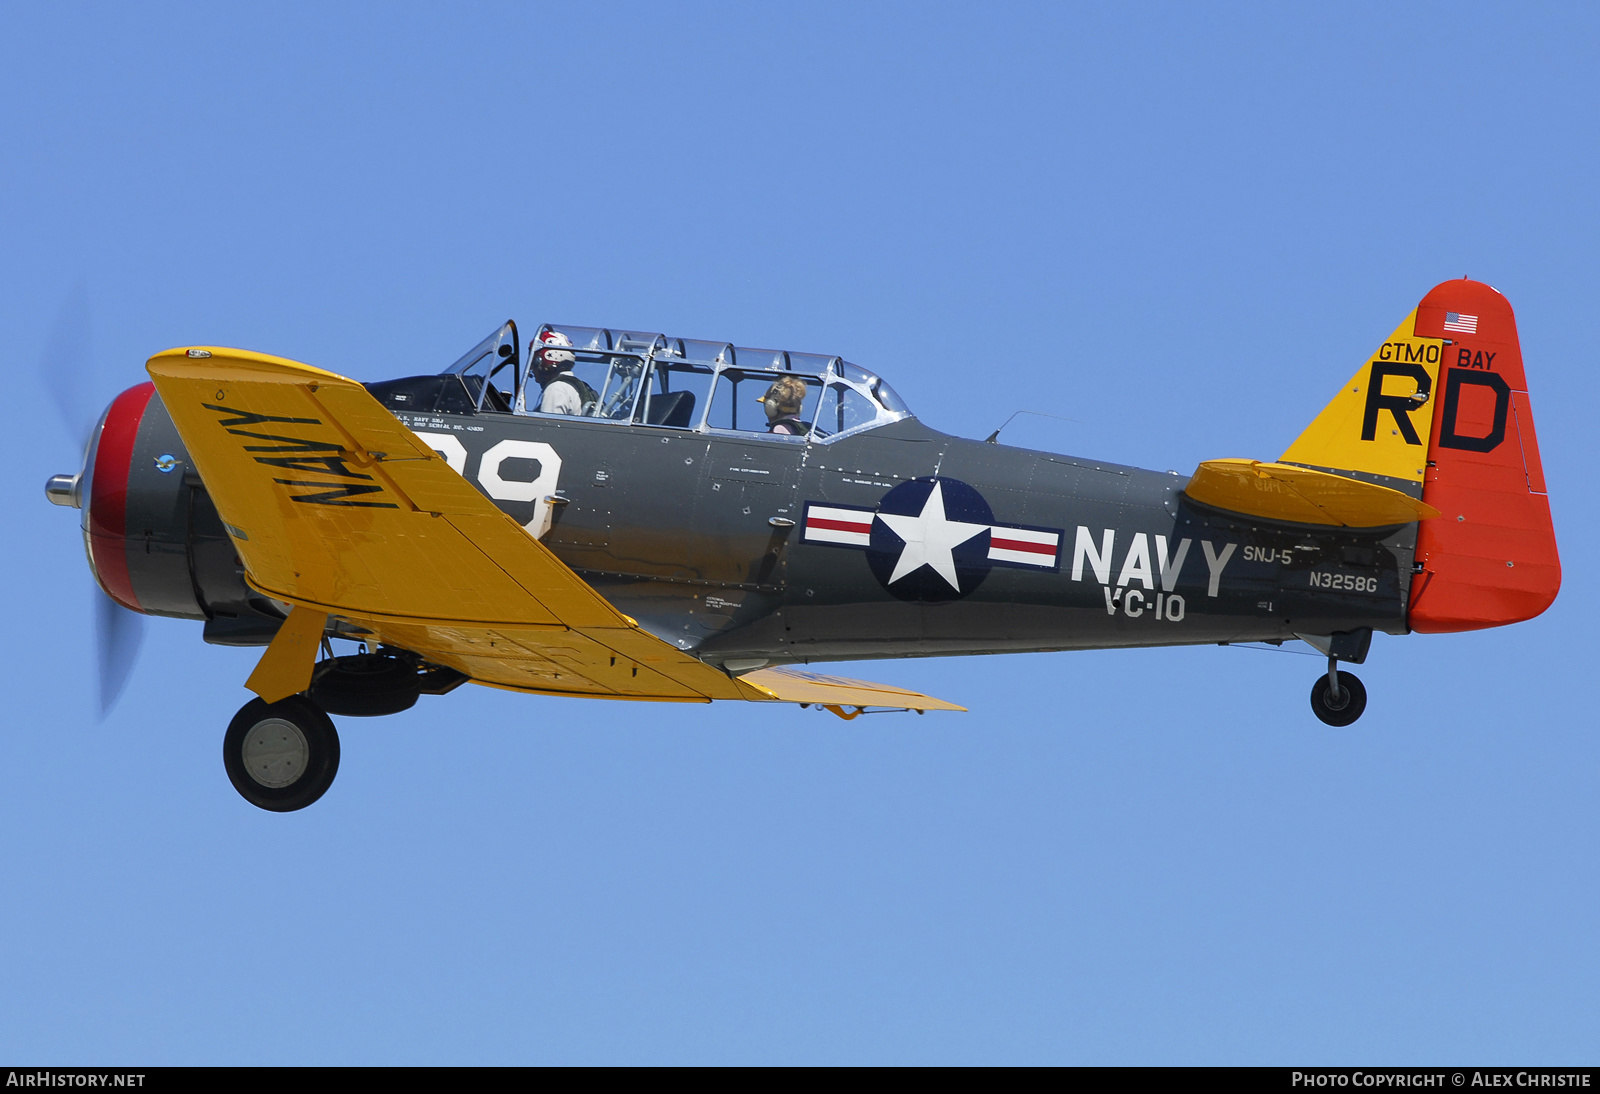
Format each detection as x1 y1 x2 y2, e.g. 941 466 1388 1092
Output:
3 2 1598 1064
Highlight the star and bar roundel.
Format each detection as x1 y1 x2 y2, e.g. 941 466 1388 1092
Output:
801 477 1063 602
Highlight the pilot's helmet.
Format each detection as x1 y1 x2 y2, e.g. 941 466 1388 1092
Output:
759 375 808 419
536 329 575 368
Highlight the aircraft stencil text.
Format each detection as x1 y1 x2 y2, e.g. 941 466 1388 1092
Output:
206 402 399 510
1102 587 1186 621
1243 545 1294 564
1361 361 1433 444
1310 572 1378 593
1072 527 1235 606
1376 342 1441 363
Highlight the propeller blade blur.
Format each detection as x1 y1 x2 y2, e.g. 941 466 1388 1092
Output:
41 283 95 447
95 586 144 717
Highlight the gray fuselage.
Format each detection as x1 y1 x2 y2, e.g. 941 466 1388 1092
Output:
377 399 1412 667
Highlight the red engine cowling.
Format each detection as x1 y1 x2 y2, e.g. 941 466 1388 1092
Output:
82 383 165 612
70 382 275 640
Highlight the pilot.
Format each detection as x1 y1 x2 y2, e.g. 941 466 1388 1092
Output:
532 330 598 415
759 375 811 435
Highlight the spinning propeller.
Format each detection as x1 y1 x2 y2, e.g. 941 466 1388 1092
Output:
40 286 145 717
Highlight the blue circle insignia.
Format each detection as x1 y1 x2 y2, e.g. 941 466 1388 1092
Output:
154 454 178 473
865 476 994 602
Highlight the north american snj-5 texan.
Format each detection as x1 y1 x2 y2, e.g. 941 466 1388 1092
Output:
45 279 1559 811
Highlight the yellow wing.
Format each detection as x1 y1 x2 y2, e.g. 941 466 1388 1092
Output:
1185 459 1440 527
146 347 962 714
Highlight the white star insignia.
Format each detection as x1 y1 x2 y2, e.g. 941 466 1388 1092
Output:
874 481 988 590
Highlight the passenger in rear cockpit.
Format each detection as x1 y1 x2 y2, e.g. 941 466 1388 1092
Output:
532 330 598 415
759 375 811 435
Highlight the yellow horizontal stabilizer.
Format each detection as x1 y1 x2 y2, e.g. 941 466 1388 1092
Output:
1185 459 1440 528
739 666 966 713
146 346 769 704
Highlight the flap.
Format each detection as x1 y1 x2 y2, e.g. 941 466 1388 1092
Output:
1185 459 1441 527
739 666 966 712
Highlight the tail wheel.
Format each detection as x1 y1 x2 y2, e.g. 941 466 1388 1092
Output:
1309 670 1367 727
224 696 341 812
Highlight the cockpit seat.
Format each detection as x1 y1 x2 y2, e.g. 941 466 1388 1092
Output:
645 390 695 428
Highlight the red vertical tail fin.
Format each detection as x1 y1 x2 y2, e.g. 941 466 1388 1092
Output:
1408 280 1559 632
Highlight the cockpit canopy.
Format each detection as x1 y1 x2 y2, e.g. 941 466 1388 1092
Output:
443 320 912 442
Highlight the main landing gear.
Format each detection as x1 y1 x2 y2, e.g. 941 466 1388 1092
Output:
224 695 341 812
310 653 421 717
1309 654 1367 727
222 646 469 811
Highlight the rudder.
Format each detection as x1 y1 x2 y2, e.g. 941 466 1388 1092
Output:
1407 280 1558 631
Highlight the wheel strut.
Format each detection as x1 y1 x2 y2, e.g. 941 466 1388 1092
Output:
1309 661 1367 727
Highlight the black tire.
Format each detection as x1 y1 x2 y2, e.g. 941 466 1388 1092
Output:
311 654 420 717
1309 670 1368 727
223 696 341 812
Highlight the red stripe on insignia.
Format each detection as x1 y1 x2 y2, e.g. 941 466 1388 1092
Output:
87 382 155 612
989 535 1056 556
809 517 874 534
